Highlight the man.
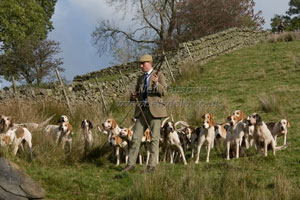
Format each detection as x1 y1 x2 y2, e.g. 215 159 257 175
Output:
278 21 284 33
123 54 168 172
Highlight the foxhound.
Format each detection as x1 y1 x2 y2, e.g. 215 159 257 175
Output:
101 118 128 166
195 113 216 163
266 119 290 146
0 114 55 131
247 113 287 157
0 116 32 158
160 117 188 165
226 115 246 160
81 119 94 151
44 121 73 150
232 110 254 149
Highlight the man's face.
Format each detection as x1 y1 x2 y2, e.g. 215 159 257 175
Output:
140 61 152 72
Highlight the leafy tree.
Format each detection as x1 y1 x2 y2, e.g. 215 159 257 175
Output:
92 0 264 62
271 0 300 32
0 0 58 84
175 0 264 43
0 36 64 85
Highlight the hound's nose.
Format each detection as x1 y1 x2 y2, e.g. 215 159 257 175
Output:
230 122 234 126
281 127 284 131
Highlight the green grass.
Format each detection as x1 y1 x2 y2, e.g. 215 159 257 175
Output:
1 40 300 199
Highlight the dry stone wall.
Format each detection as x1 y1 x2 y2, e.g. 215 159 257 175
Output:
0 28 269 105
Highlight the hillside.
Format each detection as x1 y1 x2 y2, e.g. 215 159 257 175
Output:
1 39 300 200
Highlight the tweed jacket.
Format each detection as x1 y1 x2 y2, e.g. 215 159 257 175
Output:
133 70 168 118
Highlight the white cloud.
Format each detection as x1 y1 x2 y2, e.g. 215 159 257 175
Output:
69 0 116 22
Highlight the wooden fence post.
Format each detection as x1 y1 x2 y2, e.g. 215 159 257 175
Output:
163 51 175 82
118 69 127 93
55 68 73 115
184 43 194 61
95 77 108 115
12 76 17 94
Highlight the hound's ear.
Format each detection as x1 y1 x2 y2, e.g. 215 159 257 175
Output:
128 129 133 137
67 123 73 131
81 121 85 129
88 120 93 129
214 126 219 131
287 121 290 127
58 117 63 123
111 119 117 129
8 118 14 128
227 116 232 122
224 125 230 132
210 118 215 127
210 114 215 119
201 114 205 120
256 114 262 126
240 112 246 120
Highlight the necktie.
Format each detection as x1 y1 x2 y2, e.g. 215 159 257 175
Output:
142 73 149 102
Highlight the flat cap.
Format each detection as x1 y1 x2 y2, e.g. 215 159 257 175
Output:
139 54 153 62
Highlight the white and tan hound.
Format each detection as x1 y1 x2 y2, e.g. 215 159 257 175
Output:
247 113 287 157
0 116 32 158
160 117 188 165
195 113 216 163
44 121 73 150
81 119 94 151
101 118 128 166
266 119 290 146
0 114 55 131
226 115 246 160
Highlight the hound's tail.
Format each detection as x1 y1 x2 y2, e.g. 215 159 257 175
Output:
38 114 56 128
275 144 288 151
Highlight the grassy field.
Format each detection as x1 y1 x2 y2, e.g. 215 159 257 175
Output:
1 39 300 200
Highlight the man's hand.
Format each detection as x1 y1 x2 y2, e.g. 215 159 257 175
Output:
151 74 158 85
130 92 137 102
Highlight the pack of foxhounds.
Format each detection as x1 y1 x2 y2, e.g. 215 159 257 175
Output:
0 110 289 165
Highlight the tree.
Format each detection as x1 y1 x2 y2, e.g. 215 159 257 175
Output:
0 0 53 51
0 0 58 84
0 37 64 85
271 0 300 32
92 0 264 62
92 0 179 63
175 0 264 42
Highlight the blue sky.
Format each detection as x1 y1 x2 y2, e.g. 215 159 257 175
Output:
0 0 290 88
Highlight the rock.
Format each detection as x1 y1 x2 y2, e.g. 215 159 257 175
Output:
0 157 45 200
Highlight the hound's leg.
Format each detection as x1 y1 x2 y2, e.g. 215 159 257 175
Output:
195 138 204 164
169 148 174 164
283 134 287 146
236 140 240 158
13 142 19 156
264 142 268 157
27 139 33 159
115 146 120 166
146 143 151 165
274 135 278 146
138 149 143 165
125 147 129 165
176 144 187 165
206 141 211 163
226 141 230 160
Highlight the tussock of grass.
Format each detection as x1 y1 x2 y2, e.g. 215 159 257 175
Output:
266 31 300 43
178 60 204 84
257 93 282 113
